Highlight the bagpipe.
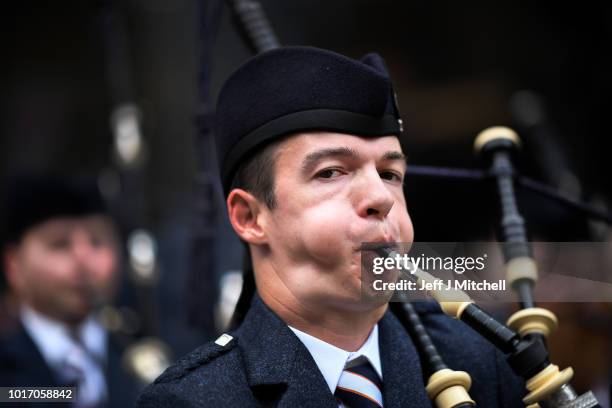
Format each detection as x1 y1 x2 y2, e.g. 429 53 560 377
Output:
216 1 608 406
367 126 606 408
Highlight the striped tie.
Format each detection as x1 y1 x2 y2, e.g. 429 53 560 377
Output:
334 359 384 408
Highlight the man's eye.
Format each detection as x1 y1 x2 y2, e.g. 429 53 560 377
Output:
89 235 104 248
380 171 403 182
48 239 70 250
315 168 344 179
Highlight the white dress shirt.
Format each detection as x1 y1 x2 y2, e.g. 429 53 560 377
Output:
289 324 383 393
21 305 108 406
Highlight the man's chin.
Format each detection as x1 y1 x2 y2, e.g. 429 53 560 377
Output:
58 298 94 325
332 286 390 313
360 286 394 307
341 297 389 314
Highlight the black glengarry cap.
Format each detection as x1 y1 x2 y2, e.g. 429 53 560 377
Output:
3 174 108 244
215 46 403 196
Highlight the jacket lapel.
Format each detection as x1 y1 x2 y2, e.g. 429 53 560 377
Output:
236 295 337 408
0 322 62 386
378 310 432 408
237 296 432 408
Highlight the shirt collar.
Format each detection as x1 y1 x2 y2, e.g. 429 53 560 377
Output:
20 304 107 369
289 324 382 393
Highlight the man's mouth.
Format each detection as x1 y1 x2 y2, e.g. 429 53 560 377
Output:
359 240 398 253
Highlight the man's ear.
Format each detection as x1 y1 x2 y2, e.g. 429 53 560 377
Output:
227 189 268 245
3 245 24 294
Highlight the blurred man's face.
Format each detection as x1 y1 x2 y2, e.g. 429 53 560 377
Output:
259 132 414 311
5 215 119 325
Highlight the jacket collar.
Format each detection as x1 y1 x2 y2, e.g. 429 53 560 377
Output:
0 320 65 386
235 294 337 407
236 294 432 408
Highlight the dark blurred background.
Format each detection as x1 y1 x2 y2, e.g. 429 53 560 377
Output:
2 0 611 236
1 0 611 401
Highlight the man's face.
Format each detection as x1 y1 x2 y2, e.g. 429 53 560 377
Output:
5 215 119 325
260 132 413 310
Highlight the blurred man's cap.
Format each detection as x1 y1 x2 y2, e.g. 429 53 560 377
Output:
2 174 108 244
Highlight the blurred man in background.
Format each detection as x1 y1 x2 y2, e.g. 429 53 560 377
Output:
0 175 139 407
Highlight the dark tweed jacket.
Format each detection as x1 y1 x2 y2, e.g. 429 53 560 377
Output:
0 320 141 408
137 295 525 407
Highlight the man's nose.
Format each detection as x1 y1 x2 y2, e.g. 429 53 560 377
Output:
71 234 95 263
355 168 395 219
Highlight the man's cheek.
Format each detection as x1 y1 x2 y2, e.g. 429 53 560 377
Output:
301 209 350 257
91 251 118 277
392 208 414 242
400 218 414 242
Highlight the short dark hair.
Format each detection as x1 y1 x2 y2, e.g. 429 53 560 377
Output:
229 141 279 209
227 142 279 330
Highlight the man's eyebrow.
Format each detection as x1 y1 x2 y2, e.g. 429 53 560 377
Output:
301 147 360 173
382 151 406 162
382 151 408 170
